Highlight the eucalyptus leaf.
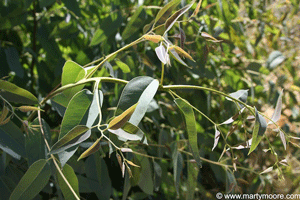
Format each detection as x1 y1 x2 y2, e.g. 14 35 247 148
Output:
174 98 202 167
9 159 51 200
248 107 267 154
57 164 80 200
268 90 283 125
0 80 38 105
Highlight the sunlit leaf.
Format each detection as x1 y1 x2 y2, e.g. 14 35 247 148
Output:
171 45 195 62
122 7 145 40
108 103 138 130
193 0 203 16
0 80 38 105
115 59 131 73
268 90 283 125
9 159 51 200
174 98 202 167
164 3 194 33
169 48 188 67
154 0 181 26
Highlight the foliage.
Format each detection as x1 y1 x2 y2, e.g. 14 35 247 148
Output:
1 0 300 199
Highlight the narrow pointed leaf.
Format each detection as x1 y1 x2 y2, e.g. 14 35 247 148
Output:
179 27 186 48
165 3 194 33
108 103 138 130
127 160 140 168
226 89 248 103
187 155 198 200
174 98 202 167
0 105 9 123
268 90 283 125
172 45 195 62
193 0 203 16
0 80 38 105
154 0 181 25
260 166 273 174
169 48 188 67
9 159 51 200
212 125 220 151
171 142 183 195
50 125 90 154
248 107 266 154
201 32 222 42
57 164 79 200
279 131 287 150
77 138 101 161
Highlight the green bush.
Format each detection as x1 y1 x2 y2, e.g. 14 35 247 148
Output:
1 0 300 199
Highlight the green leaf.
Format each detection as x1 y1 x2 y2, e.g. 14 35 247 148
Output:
153 161 162 191
164 2 194 33
50 125 90 154
137 156 153 195
57 164 79 200
174 98 202 167
121 7 145 40
109 122 145 141
85 153 112 200
0 121 26 159
154 0 181 26
171 142 183 195
64 0 82 17
25 118 51 166
9 159 51 200
90 12 123 46
187 156 198 200
4 47 24 78
61 60 86 98
129 79 159 126
77 138 101 161
58 89 94 166
113 78 159 144
115 59 131 73
248 107 267 155
0 80 38 105
108 103 138 130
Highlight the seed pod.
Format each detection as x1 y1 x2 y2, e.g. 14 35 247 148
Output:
143 35 162 43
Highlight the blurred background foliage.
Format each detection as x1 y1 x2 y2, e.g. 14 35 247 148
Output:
1 0 300 199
